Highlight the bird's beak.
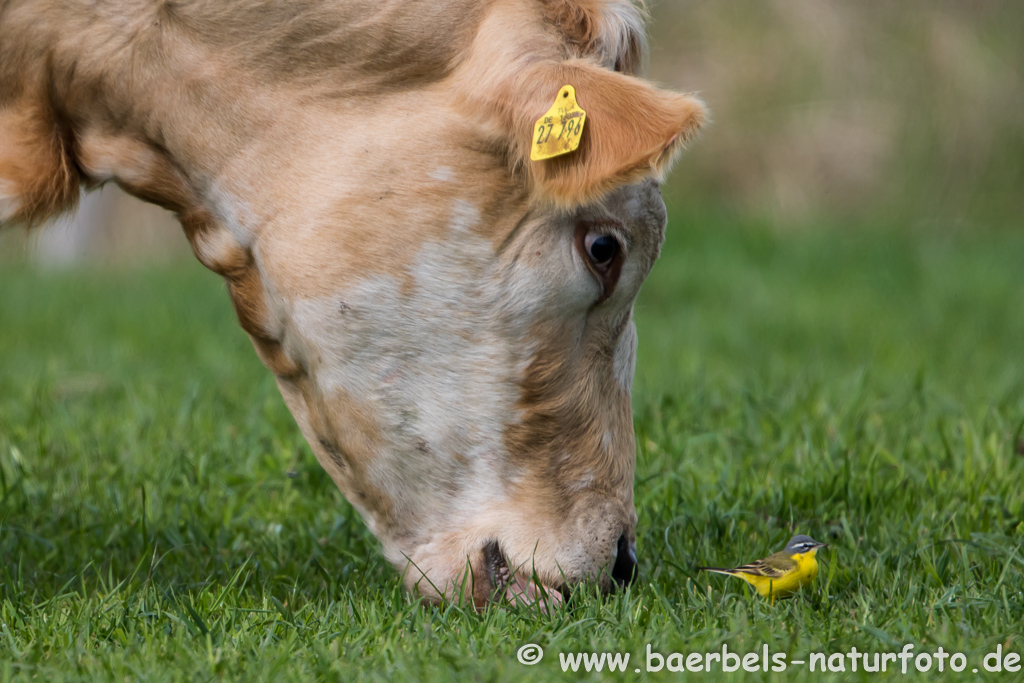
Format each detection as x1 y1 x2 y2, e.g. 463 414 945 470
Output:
816 542 829 549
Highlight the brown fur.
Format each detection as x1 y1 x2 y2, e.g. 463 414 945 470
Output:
0 0 703 227
0 101 80 225
505 321 636 499
503 182 666 514
505 59 706 205
0 0 704 605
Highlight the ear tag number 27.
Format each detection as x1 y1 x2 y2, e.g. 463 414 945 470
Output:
530 85 587 161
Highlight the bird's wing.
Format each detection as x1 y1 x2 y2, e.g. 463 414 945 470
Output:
729 557 791 579
698 561 786 578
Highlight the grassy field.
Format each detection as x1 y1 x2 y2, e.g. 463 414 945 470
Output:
1 213 1023 681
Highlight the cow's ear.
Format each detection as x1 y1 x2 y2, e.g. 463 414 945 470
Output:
504 60 706 206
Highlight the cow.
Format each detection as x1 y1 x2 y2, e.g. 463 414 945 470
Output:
0 0 705 609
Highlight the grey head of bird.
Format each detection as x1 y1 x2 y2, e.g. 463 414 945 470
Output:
784 535 827 555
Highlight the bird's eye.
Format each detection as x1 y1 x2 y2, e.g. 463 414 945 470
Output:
585 233 620 268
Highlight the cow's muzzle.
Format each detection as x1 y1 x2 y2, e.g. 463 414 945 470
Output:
479 541 566 611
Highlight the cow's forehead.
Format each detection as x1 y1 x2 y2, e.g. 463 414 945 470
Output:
250 97 668 303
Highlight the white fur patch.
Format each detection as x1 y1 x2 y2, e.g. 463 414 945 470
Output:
0 180 20 223
614 319 637 389
428 166 455 182
206 182 257 249
595 0 647 69
286 199 522 546
448 198 480 234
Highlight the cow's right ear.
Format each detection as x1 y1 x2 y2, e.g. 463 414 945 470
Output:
497 59 706 206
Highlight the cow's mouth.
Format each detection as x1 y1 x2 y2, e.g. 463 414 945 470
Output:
483 540 511 592
482 541 565 611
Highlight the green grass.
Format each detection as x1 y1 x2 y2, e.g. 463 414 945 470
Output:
1 215 1023 681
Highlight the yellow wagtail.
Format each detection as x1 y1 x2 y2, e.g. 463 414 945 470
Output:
698 534 828 603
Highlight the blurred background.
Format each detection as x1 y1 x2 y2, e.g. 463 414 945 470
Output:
1 3 1022 667
649 0 1023 233
2 0 1021 262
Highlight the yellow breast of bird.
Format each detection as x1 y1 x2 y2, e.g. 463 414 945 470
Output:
742 551 819 599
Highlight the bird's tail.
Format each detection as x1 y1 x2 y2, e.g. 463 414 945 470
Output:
697 566 739 576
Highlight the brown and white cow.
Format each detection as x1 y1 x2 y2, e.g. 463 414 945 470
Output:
0 0 705 608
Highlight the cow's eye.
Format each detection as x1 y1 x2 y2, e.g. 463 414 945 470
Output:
575 224 626 303
585 234 620 268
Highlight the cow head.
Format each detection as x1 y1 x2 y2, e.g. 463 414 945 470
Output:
0 0 705 607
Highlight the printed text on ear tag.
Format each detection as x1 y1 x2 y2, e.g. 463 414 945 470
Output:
531 85 587 161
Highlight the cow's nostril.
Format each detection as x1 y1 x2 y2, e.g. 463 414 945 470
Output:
612 534 638 586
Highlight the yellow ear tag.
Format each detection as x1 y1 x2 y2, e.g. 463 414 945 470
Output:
530 85 587 161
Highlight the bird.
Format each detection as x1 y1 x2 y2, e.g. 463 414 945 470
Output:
697 534 828 603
